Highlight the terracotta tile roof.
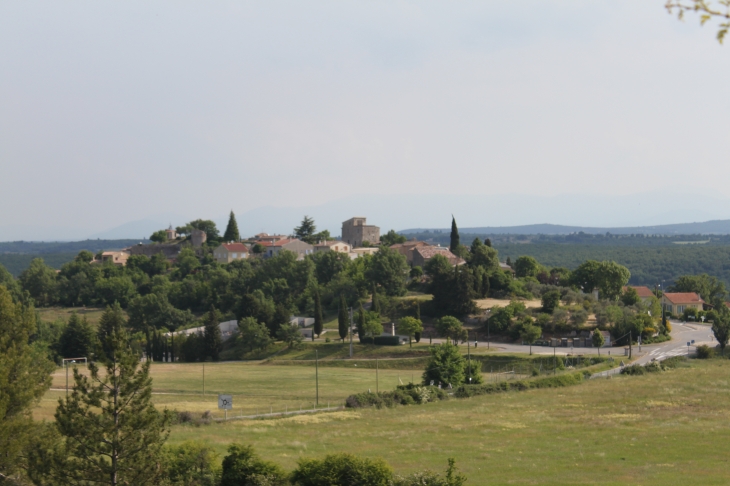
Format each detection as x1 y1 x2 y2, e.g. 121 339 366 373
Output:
271 239 294 247
629 286 655 298
663 292 704 304
222 243 249 252
315 240 348 247
415 246 466 265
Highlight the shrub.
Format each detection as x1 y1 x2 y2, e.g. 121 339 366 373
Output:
620 365 646 375
358 335 401 346
220 444 288 486
162 441 220 486
454 372 584 398
696 344 715 359
422 343 465 387
290 453 392 486
345 385 448 409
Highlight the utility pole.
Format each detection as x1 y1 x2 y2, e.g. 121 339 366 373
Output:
349 307 353 358
315 349 319 407
467 332 472 384
376 358 379 393
203 361 205 396
553 346 556 375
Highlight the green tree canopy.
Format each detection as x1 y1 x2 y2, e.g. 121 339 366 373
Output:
291 452 392 486
0 286 54 480
422 343 465 387
514 256 541 278
592 328 605 355
436 316 464 343
237 317 272 353
18 257 58 306
203 306 222 361
220 444 287 486
670 274 727 304
277 323 303 348
380 229 407 247
58 312 95 359
32 322 171 485
150 230 168 243
365 246 408 296
294 215 318 244
519 318 542 355
397 316 423 348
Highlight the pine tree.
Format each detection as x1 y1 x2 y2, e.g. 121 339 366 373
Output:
0 286 54 480
450 216 460 253
35 324 171 485
204 307 222 361
313 289 323 339
338 294 348 341
58 312 95 359
294 216 317 244
372 283 380 315
97 303 126 361
223 210 240 242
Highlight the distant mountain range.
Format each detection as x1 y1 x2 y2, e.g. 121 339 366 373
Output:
4 191 730 241
400 220 730 236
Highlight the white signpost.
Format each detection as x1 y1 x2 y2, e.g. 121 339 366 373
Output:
218 394 232 420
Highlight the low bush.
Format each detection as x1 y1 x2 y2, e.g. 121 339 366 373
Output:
454 371 585 398
696 344 715 359
358 335 402 346
345 384 448 409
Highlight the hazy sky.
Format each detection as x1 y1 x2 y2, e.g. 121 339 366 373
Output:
1 1 729 239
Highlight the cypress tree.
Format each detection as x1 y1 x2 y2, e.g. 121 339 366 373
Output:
372 283 380 315
170 334 175 362
414 302 422 343
506 256 512 268
145 327 152 361
482 272 490 298
485 238 492 247
470 237 482 254
356 302 365 341
223 210 240 242
313 289 323 339
163 335 168 362
338 294 348 341
450 216 460 253
203 307 222 362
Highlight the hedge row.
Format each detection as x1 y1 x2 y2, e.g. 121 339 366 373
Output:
453 371 588 398
345 384 449 409
345 372 589 409
358 336 402 346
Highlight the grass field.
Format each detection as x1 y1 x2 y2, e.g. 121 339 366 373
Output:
36 306 110 327
159 359 730 484
36 360 423 422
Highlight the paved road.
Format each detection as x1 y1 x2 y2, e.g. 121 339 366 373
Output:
438 320 715 363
